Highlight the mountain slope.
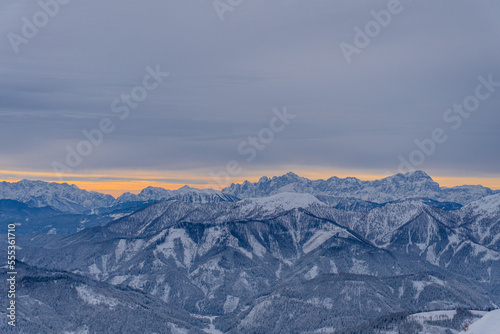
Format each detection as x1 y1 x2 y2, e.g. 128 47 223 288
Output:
0 262 207 334
0 199 147 235
0 199 106 234
17 193 500 333
460 193 500 251
459 308 500 334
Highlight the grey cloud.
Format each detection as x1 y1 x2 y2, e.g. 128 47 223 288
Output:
0 0 499 178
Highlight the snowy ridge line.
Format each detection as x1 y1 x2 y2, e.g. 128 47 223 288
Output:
1 171 499 214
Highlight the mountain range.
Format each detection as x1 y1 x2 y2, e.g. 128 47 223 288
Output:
222 171 498 205
1 171 499 333
2 171 498 215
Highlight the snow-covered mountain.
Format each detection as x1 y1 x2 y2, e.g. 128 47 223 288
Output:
335 309 488 334
1 171 497 215
0 262 208 334
0 199 150 235
17 191 500 333
459 308 500 334
115 185 239 204
460 193 500 251
0 179 115 214
222 171 498 205
0 180 238 214
0 199 110 234
3 172 500 332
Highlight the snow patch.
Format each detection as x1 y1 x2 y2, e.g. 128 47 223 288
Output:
160 284 171 303
248 233 267 258
460 309 500 334
303 229 337 254
88 263 101 278
305 265 319 280
410 310 456 322
109 213 129 220
350 259 370 275
240 298 274 328
76 285 118 309
198 226 225 257
168 323 189 334
115 239 127 260
463 193 500 218
109 275 129 285
63 326 89 334
156 229 197 268
329 260 339 274
306 297 334 310
228 234 253 259
128 275 147 290
223 295 240 314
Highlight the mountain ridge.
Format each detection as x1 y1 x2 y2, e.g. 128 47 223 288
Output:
1 171 498 214
222 171 498 205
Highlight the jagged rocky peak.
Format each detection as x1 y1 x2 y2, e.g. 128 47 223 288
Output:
222 170 497 205
139 185 172 196
400 170 433 180
380 170 435 184
252 172 307 184
176 185 218 195
279 171 302 180
115 191 140 202
12 179 76 191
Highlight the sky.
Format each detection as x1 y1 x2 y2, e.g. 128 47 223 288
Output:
1 0 499 196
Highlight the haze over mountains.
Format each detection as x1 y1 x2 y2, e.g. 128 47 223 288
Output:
1 171 499 333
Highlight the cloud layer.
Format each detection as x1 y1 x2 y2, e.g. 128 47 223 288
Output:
1 0 499 181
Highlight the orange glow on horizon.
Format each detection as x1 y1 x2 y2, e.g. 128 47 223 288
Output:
432 177 500 190
0 169 499 197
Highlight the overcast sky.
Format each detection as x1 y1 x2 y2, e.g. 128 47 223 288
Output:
1 0 499 193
